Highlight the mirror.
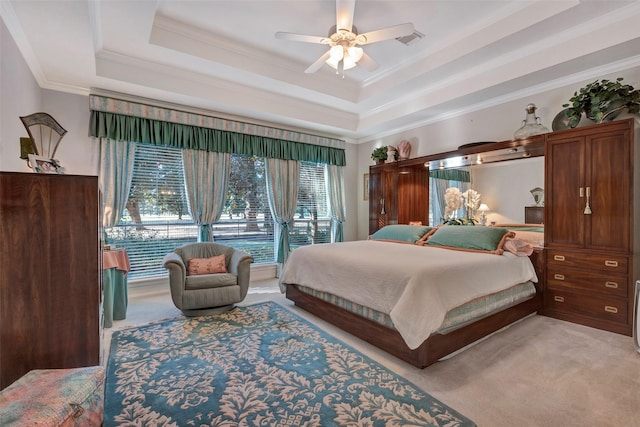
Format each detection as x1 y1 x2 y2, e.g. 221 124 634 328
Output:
471 157 544 225
429 156 544 226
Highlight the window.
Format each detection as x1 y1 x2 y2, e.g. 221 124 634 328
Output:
105 146 332 279
429 168 470 227
105 145 197 279
292 162 331 247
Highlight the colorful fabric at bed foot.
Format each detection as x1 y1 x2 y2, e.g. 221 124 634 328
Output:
0 366 105 426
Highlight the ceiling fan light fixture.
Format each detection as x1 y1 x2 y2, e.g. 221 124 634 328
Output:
329 45 344 61
348 46 363 63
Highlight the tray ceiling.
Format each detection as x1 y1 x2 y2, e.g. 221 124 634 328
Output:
3 0 640 143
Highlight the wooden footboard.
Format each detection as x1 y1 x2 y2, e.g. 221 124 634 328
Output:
285 248 545 369
286 285 542 368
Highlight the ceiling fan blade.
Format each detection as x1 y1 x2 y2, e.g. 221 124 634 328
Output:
356 23 415 45
275 32 330 44
358 52 379 71
305 51 331 73
336 0 355 32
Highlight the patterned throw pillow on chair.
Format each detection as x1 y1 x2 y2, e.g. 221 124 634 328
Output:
187 254 227 275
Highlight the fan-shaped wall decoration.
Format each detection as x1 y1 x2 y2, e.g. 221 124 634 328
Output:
19 112 67 159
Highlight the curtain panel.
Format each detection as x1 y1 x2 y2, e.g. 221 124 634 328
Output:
326 165 346 242
265 159 300 264
99 138 136 228
182 149 231 242
89 95 346 166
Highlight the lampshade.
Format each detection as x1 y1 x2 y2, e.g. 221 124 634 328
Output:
478 203 490 226
348 46 363 62
329 45 344 61
326 45 363 71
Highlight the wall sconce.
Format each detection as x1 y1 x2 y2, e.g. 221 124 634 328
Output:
478 203 490 226
19 112 67 165
19 137 36 160
530 187 544 206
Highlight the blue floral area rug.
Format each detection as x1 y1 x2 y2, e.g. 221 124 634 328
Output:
105 301 476 426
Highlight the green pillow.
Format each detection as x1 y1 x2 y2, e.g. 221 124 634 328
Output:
426 226 510 252
370 225 433 244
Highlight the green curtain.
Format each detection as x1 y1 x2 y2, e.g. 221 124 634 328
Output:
265 159 299 264
89 111 346 166
326 164 346 242
429 168 471 182
99 138 136 228
182 149 231 242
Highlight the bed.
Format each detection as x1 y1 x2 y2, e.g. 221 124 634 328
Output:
279 224 545 368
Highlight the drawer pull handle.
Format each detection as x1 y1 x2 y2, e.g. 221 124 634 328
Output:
554 274 565 280
604 260 618 267
605 281 619 289
554 296 565 303
554 255 565 261
604 306 618 314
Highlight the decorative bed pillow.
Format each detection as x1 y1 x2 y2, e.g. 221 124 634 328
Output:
426 226 514 254
503 237 534 256
493 224 544 247
369 224 433 244
187 254 227 275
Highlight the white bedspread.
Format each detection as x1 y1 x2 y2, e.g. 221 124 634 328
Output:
279 240 538 350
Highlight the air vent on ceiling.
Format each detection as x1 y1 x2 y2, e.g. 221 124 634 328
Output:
396 30 425 46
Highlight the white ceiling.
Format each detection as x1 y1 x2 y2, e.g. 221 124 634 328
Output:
3 0 640 143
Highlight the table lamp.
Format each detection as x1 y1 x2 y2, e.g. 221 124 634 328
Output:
478 204 490 226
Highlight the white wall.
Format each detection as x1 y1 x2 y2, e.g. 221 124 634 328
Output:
1 19 41 172
355 67 640 239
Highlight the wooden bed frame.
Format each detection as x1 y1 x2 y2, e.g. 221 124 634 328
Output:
286 248 545 368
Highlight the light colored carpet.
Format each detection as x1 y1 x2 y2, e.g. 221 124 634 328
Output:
106 279 640 426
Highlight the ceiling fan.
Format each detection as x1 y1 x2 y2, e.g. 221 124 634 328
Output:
275 0 415 75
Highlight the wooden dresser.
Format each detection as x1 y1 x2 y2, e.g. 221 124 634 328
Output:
544 119 637 335
525 206 544 224
0 173 101 389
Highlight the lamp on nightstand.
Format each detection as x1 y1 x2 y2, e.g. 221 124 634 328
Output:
478 204 490 226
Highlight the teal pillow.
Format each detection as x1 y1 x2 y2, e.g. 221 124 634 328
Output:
369 225 433 244
426 226 512 253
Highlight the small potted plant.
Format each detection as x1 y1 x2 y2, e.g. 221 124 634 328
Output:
563 77 640 128
371 146 389 164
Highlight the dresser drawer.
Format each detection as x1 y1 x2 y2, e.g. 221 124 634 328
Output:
547 250 628 274
545 290 628 324
547 268 627 297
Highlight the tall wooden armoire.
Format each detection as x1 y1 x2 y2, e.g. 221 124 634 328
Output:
0 172 101 389
544 119 638 335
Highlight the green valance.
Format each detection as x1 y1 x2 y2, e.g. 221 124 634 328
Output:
88 95 346 166
429 168 471 182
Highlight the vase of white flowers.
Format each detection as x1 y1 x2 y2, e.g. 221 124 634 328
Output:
462 189 481 222
443 187 463 224
443 187 482 225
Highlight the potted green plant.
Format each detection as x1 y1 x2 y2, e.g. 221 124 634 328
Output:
563 77 640 128
371 146 389 164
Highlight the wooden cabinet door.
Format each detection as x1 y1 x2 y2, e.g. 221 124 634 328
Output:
368 169 383 234
368 164 398 234
546 136 586 248
585 128 631 252
398 166 429 225
546 123 632 252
